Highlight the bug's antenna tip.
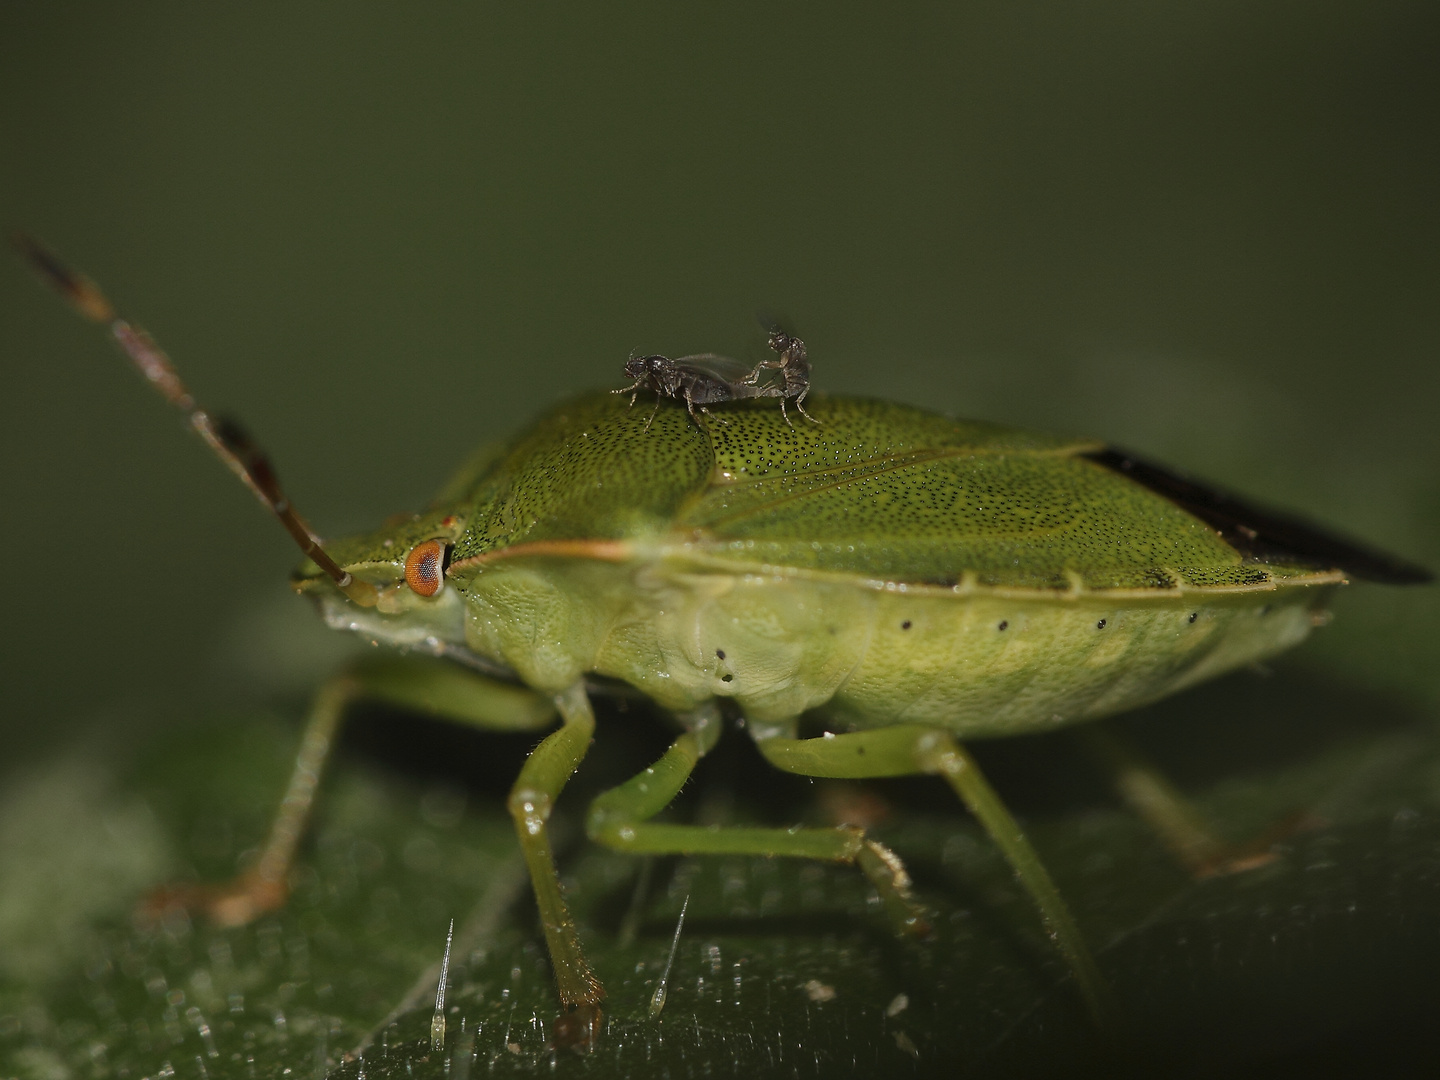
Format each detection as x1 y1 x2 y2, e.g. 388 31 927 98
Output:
16 234 379 608
13 233 117 323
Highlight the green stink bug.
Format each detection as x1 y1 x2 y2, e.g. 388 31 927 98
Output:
19 238 1430 1044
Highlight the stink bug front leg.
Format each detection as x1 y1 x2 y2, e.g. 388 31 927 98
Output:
144 672 357 927
142 655 607 1038
143 654 559 927
505 682 606 1015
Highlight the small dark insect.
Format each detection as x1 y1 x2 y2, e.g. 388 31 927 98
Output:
615 327 820 430
748 326 819 427
613 351 768 428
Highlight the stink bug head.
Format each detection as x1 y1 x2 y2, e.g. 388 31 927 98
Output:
291 510 467 647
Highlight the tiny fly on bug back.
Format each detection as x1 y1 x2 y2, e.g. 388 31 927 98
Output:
614 327 818 429
613 350 770 427
746 324 818 427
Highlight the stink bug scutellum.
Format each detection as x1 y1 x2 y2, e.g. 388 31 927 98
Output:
18 237 1430 1047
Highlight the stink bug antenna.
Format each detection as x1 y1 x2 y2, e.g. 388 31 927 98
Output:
14 235 379 607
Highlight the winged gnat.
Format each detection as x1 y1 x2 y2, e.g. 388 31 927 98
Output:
613 351 768 428
1084 448 1433 585
747 326 818 427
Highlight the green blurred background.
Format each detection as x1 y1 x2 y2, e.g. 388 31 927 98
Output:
3 2 1436 746
2 3 1438 1076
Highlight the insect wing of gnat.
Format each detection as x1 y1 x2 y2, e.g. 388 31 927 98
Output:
670 352 773 401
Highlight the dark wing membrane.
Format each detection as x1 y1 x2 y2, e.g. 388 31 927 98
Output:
1083 448 1432 585
687 448 1263 591
672 352 757 383
673 353 771 404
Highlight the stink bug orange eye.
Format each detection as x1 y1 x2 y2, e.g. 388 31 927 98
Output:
404 538 448 597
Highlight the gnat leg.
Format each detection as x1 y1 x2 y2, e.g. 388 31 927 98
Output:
794 386 821 424
777 397 796 430
611 379 644 405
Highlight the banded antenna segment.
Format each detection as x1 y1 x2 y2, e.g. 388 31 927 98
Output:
15 235 378 607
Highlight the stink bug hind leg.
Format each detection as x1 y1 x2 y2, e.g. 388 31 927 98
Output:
755 723 1117 1031
1079 724 1320 879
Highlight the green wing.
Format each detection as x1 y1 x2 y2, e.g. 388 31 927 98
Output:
678 396 1292 592
450 393 1392 593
